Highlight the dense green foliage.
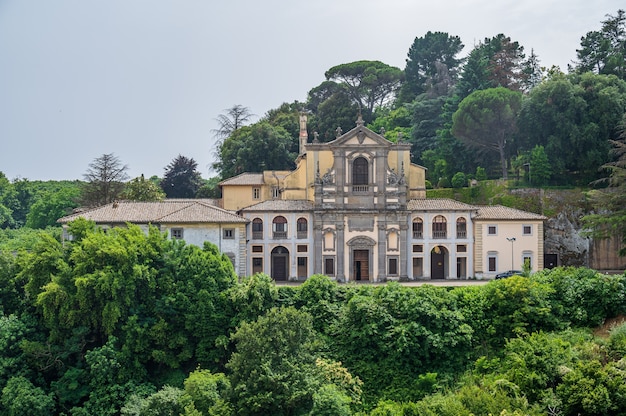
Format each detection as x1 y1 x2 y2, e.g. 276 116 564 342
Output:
452 87 523 179
2 223 626 414
214 121 297 179
161 155 204 198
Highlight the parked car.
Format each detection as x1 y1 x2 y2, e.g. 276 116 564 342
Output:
495 270 523 279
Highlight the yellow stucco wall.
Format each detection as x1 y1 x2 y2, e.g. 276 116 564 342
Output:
221 185 259 211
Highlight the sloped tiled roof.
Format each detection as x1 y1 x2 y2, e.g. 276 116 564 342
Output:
407 198 478 211
219 173 264 186
241 199 314 212
475 205 547 220
58 200 248 224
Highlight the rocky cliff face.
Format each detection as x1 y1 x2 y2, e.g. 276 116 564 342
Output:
541 189 625 271
545 209 590 268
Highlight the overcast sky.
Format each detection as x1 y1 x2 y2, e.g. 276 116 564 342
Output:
0 0 622 181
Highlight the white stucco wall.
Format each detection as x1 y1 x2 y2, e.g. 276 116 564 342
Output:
161 223 247 277
477 220 543 278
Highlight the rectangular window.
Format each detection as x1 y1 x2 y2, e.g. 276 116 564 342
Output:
253 187 261 199
223 228 234 239
388 257 398 275
488 256 497 272
171 228 184 239
523 225 532 235
412 244 423 253
297 257 307 278
457 257 467 278
252 257 263 274
271 187 280 199
252 245 263 253
523 251 533 269
412 257 423 277
324 257 335 276
297 245 308 253
457 244 467 252
487 225 497 235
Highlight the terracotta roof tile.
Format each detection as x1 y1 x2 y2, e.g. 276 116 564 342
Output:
241 200 314 212
475 205 547 220
219 173 264 186
407 198 477 211
58 200 247 224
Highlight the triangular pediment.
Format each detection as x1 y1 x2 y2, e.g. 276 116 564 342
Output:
329 117 392 148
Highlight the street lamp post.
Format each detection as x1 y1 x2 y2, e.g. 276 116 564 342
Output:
506 237 516 270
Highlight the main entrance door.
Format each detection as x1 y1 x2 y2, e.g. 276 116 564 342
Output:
354 249 369 281
271 246 289 281
431 246 447 279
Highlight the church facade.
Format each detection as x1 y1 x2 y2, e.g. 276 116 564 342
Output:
220 115 546 282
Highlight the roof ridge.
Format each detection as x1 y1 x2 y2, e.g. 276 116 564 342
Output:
153 201 195 221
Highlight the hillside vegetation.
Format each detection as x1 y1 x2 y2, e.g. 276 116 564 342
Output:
1 221 626 415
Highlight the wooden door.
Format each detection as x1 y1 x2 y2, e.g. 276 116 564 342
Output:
354 250 369 281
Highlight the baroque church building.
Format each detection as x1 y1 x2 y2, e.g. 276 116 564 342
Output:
219 114 546 282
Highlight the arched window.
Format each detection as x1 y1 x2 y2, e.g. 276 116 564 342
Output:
353 157 369 186
456 217 467 238
432 215 447 239
412 218 423 239
273 216 287 239
252 218 263 239
297 217 308 239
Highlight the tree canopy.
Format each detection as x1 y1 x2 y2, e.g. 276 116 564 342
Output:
214 121 297 179
81 153 129 207
575 9 626 79
400 31 464 102
324 60 403 117
160 155 203 198
452 87 522 179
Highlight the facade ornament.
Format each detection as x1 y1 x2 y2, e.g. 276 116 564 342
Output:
356 113 364 127
315 161 322 184
321 168 334 185
399 162 407 185
388 168 399 185
380 127 385 136
313 131 320 143
397 131 403 143
335 126 343 138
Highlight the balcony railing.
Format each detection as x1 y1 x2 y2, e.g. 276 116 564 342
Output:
252 231 263 240
412 231 423 239
432 230 447 239
352 185 369 193
456 230 467 238
273 231 287 239
297 231 307 239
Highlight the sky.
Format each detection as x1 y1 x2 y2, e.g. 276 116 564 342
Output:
0 0 623 181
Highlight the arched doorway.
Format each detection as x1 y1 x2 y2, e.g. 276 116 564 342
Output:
271 246 289 281
430 245 448 279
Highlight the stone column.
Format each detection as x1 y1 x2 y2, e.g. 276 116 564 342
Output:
399 220 409 280
377 220 387 281
313 220 323 274
336 220 345 282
